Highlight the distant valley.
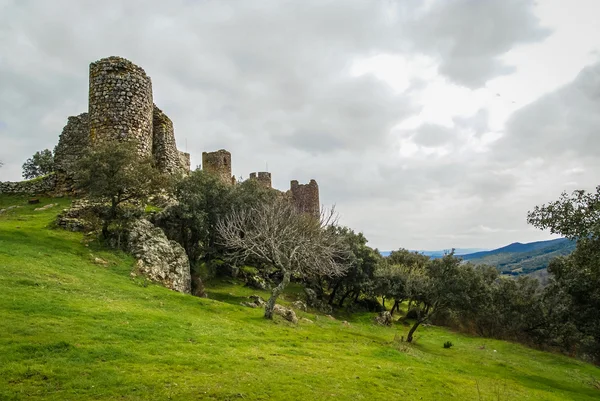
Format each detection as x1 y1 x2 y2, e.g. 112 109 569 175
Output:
383 238 576 275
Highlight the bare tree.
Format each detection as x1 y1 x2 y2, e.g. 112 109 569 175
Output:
217 198 349 319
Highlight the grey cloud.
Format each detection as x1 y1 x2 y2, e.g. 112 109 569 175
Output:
497 61 600 162
0 0 583 250
453 109 490 136
405 0 551 88
410 124 455 147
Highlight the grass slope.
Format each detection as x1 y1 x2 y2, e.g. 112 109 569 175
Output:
1 195 599 400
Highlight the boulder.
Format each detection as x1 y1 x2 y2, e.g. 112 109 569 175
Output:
246 275 268 290
292 300 307 312
127 219 191 294
374 311 393 326
273 304 298 324
249 295 266 306
34 203 57 211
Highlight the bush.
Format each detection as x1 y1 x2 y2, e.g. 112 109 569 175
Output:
443 341 453 349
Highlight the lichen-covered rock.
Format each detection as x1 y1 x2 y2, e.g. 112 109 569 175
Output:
374 311 393 326
127 219 191 294
249 295 266 306
273 304 298 324
241 295 266 309
246 274 268 290
292 300 307 312
56 199 99 232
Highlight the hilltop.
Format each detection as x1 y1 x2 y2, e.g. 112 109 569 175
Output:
461 238 576 275
1 195 599 400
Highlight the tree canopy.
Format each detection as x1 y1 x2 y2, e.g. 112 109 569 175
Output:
22 149 54 179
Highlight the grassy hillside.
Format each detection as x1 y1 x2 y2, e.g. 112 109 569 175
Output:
461 239 575 275
1 195 599 400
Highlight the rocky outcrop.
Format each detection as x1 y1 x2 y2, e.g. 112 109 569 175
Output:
273 304 298 324
127 219 191 294
56 199 99 232
241 295 267 309
374 311 393 326
246 275 268 290
0 174 56 195
292 300 307 312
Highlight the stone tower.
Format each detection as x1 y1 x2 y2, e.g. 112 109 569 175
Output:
202 149 232 185
152 105 182 174
290 179 320 218
88 56 154 156
249 172 272 188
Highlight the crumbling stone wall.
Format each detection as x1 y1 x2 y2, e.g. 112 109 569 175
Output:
88 56 154 157
0 174 56 195
202 149 232 185
179 151 191 172
290 179 320 218
53 113 90 193
152 105 184 174
249 172 272 188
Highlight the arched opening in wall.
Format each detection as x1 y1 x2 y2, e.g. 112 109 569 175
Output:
223 158 228 166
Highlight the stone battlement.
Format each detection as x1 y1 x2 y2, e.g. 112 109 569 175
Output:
249 172 272 188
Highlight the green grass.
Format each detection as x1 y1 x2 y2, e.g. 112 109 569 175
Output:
1 195 599 400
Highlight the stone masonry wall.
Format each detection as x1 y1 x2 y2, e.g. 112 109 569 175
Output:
53 113 91 193
249 172 272 188
152 105 183 174
179 151 191 172
202 149 232 185
88 56 154 157
290 179 320 218
0 174 57 195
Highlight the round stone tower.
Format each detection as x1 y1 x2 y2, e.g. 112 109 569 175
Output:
88 56 154 156
202 149 232 185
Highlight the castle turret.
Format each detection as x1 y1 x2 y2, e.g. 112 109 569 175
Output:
202 149 232 185
290 179 320 218
249 171 272 188
88 56 154 156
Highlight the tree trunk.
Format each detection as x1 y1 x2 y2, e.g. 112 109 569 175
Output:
264 270 291 319
338 290 351 307
382 296 386 309
390 300 399 316
406 319 422 343
329 281 341 305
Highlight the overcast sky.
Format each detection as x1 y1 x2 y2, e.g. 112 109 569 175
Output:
1 0 599 251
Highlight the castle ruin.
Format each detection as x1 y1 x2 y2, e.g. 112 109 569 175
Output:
54 56 190 192
202 149 233 185
290 179 320 218
2 56 321 216
249 172 272 188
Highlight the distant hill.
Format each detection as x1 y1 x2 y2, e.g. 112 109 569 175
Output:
380 248 488 258
460 238 576 275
